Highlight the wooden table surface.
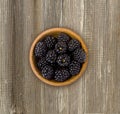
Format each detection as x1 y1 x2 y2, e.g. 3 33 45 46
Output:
0 0 120 114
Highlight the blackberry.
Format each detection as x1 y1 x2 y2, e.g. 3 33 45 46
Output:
44 35 56 49
55 41 67 54
68 39 81 51
73 48 86 63
57 54 70 67
34 41 47 57
46 50 57 64
42 65 54 79
55 69 70 82
57 32 70 42
69 61 81 75
37 57 48 70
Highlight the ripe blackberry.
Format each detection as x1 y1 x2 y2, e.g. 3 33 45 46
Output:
34 41 47 57
37 57 48 70
55 41 67 54
68 39 81 51
55 69 70 82
57 32 70 42
73 48 86 63
44 35 56 49
41 65 54 79
69 61 81 75
57 54 70 67
46 50 57 64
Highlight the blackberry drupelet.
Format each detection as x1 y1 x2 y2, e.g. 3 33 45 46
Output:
57 54 70 67
34 41 47 57
69 61 81 75
73 48 86 63
57 32 70 42
37 57 48 70
44 35 56 49
68 39 81 51
55 69 70 82
41 65 54 79
46 50 57 64
55 41 67 54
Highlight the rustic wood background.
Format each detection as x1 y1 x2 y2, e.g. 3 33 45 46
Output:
0 0 120 114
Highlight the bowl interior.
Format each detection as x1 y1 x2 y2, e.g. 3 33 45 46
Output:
30 28 88 86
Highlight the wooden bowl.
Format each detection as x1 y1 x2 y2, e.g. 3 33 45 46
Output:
29 28 88 86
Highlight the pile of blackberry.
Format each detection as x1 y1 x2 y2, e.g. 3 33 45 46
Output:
34 32 86 82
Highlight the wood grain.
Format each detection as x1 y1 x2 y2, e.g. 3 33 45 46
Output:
0 0 120 114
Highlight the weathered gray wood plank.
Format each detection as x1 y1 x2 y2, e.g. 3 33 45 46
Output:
0 0 120 114
83 0 107 112
0 0 14 113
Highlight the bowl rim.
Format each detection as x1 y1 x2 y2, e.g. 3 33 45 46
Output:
29 27 88 86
